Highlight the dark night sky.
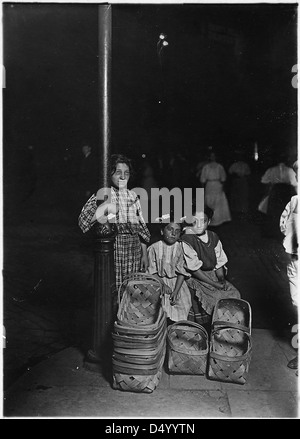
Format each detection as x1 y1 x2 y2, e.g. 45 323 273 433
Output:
3 2 298 182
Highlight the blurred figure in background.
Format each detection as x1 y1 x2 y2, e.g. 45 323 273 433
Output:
280 160 298 375
259 155 297 238
228 150 251 220
195 151 210 188
200 151 231 226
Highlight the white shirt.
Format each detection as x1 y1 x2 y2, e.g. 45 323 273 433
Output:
261 163 297 187
280 195 298 255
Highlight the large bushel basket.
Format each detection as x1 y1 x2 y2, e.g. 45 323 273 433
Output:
166 320 209 375
112 273 167 393
208 298 252 384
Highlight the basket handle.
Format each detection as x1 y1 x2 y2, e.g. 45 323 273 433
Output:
212 320 251 334
209 347 252 362
168 319 209 333
167 320 209 351
117 272 164 304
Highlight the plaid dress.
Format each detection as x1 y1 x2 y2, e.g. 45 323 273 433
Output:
78 188 150 290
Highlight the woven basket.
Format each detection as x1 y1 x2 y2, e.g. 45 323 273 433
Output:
113 332 166 359
112 272 167 393
208 298 252 384
212 298 252 334
112 339 166 375
208 326 252 384
114 306 166 338
112 352 165 393
167 320 208 375
117 273 163 326
112 316 167 349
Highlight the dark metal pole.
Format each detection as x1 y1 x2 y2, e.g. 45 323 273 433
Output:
85 4 116 371
98 4 111 191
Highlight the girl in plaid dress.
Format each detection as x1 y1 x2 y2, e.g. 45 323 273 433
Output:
147 216 192 322
78 154 150 291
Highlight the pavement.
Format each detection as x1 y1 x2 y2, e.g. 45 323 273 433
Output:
2 327 299 419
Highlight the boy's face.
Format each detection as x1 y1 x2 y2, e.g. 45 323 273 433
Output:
161 223 182 245
190 212 210 235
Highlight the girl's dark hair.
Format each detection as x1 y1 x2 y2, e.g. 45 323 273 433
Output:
203 205 214 221
110 154 134 176
184 201 214 226
156 213 183 233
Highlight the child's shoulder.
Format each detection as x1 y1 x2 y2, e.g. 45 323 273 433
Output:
207 230 220 244
180 233 197 243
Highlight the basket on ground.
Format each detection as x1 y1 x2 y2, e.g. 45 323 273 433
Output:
112 272 167 393
166 320 209 375
208 298 252 384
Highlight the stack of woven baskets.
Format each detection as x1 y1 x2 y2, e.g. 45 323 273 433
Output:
112 273 167 393
208 298 252 384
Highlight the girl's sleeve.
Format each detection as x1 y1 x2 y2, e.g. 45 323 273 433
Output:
147 245 158 275
181 241 203 271
174 244 191 278
78 194 97 233
214 239 228 269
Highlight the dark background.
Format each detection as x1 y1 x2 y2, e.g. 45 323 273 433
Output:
3 2 298 208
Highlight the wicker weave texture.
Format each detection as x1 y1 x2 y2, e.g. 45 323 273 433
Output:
208 298 252 384
117 274 163 326
167 321 208 375
213 298 251 332
208 356 251 384
112 273 166 393
208 328 252 384
112 368 163 393
112 354 165 393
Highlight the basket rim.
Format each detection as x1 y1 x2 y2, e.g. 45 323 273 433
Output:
212 298 252 334
167 320 209 355
115 307 166 332
118 272 164 304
